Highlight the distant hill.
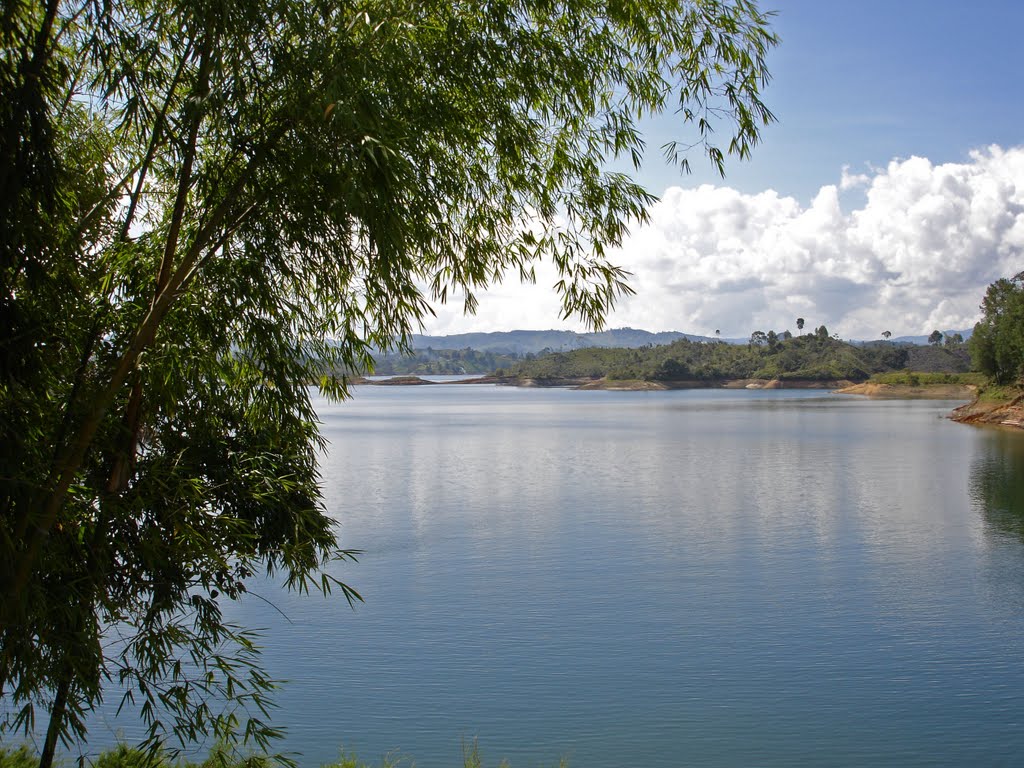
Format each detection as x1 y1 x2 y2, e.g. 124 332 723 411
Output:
405 328 974 354
354 327 975 376
509 333 973 383
904 344 972 373
408 328 712 354
886 329 973 345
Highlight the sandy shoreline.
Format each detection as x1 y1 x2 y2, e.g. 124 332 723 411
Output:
948 394 1024 430
833 382 979 399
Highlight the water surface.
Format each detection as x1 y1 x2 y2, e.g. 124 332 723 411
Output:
93 387 1024 766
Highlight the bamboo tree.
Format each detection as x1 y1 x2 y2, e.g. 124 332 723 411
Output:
1 1 778 763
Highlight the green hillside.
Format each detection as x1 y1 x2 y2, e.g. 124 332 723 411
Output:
508 334 970 383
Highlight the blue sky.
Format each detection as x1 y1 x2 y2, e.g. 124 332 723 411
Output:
422 0 1024 339
643 0 1024 201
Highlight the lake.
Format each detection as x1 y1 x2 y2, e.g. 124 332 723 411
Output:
88 385 1024 766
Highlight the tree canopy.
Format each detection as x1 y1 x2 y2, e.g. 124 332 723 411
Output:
970 272 1024 385
1 0 777 762
509 332 918 382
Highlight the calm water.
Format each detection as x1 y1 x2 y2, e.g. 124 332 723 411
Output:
90 386 1024 766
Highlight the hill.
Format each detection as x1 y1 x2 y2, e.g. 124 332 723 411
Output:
888 329 973 345
360 328 975 377
507 334 972 383
407 327 708 354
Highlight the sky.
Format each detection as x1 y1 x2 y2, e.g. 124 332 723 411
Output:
420 0 1024 340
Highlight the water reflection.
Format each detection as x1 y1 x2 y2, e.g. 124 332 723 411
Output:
72 388 1024 767
970 427 1024 542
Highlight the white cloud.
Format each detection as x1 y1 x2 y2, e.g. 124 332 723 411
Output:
421 145 1024 339
839 165 871 191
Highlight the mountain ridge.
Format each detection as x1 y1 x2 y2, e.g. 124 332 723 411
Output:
408 328 711 354
406 327 974 355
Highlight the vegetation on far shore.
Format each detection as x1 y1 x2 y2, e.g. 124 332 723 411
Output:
370 276 1024 390
864 371 986 387
971 383 1024 403
493 331 971 384
360 326 1024 412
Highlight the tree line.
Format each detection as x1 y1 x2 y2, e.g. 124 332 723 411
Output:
508 273 1024 387
371 347 523 375
509 332 970 382
970 272 1024 386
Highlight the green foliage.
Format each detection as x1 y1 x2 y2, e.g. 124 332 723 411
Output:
972 382 1023 403
93 745 168 768
512 334 912 383
867 371 985 386
0 746 37 768
970 273 1024 385
369 348 522 376
1 0 778 763
904 344 971 374
0 744 559 768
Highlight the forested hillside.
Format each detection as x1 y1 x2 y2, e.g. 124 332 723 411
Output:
371 347 522 375
407 328 702 354
507 334 970 382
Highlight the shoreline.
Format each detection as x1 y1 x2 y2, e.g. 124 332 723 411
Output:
833 381 979 400
352 374 1024 431
833 382 1024 431
353 375 858 390
948 394 1024 430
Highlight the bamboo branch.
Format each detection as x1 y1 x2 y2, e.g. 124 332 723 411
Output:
6 125 285 609
118 40 196 243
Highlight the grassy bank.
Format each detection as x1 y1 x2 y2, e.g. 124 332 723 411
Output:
865 371 986 387
834 371 983 400
971 383 1024 403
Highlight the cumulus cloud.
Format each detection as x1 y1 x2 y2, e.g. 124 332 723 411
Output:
839 166 871 191
423 145 1024 339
